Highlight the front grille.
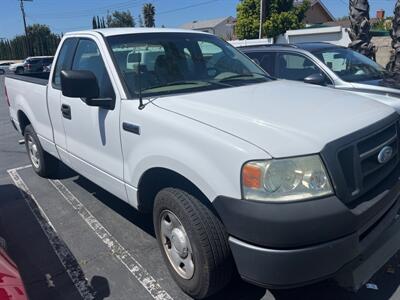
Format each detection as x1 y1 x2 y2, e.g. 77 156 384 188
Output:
321 113 400 205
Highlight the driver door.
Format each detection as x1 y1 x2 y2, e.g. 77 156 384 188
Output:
60 37 127 201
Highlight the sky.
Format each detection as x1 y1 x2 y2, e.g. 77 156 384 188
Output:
0 0 398 39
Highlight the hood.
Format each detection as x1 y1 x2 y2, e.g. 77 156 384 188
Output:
153 80 395 158
347 90 400 113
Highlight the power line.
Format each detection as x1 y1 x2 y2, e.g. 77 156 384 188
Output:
158 0 222 15
27 0 142 18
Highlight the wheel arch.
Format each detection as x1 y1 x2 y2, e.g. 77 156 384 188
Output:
137 167 215 213
17 110 31 135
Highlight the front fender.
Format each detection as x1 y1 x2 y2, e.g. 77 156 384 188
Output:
121 102 269 207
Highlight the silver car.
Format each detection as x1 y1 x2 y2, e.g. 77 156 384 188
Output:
0 62 13 75
239 42 400 112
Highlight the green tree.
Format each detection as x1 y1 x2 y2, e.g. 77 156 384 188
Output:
92 16 107 28
92 16 98 29
235 0 260 39
106 10 135 28
0 24 61 59
264 0 310 40
27 24 61 56
143 3 156 27
235 0 310 40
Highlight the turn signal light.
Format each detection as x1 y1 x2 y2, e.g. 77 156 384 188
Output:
242 164 262 189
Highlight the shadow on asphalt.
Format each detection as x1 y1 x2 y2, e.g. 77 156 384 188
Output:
0 183 110 300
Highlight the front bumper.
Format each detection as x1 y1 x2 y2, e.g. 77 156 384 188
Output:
213 175 400 289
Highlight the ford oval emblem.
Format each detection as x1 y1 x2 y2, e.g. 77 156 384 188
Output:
377 146 393 164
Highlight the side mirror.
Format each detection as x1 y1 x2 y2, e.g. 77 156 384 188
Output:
61 70 114 109
61 70 99 98
304 73 327 86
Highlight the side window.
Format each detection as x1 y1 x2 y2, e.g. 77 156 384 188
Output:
246 52 276 76
53 39 77 87
72 39 114 99
277 53 321 81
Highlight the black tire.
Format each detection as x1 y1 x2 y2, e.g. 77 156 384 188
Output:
153 188 233 299
24 124 59 177
15 67 23 74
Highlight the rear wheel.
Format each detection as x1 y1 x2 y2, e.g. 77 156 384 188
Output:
153 188 233 299
24 125 58 177
15 67 23 74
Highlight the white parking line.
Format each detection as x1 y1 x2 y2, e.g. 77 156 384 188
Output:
48 179 173 300
10 164 32 172
7 167 95 300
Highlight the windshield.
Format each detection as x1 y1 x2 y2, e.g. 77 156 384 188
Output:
107 33 270 97
312 47 388 82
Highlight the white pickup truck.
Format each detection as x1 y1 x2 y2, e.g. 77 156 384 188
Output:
5 28 400 298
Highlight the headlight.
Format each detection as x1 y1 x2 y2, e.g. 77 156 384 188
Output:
242 155 333 202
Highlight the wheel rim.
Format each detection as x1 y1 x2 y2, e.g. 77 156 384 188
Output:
27 135 40 169
160 210 195 280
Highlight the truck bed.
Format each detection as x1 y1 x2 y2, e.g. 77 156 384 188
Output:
5 72 50 86
5 72 55 158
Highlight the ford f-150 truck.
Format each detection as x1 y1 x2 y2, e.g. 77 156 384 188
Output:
5 28 400 299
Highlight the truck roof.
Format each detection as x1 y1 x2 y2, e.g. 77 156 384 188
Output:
65 27 211 37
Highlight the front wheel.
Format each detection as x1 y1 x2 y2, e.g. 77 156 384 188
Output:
153 188 233 299
24 125 58 177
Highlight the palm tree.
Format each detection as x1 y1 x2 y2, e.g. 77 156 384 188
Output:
387 1 400 75
143 3 155 27
348 0 376 60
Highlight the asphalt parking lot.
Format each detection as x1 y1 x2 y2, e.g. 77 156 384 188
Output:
1 72 400 300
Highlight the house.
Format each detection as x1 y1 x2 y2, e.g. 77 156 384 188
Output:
180 16 236 40
323 10 387 28
295 0 335 24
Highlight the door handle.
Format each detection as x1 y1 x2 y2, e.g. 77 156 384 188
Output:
61 104 71 120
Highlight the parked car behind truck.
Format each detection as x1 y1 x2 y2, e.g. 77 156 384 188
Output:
9 61 25 74
24 56 54 73
5 28 400 299
0 62 15 75
238 42 400 112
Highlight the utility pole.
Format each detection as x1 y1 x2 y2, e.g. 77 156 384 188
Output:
259 0 266 39
19 0 33 56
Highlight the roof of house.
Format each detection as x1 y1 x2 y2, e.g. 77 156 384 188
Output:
180 17 234 30
295 0 336 22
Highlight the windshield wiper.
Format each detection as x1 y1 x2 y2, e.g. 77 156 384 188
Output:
219 72 271 82
204 80 234 87
141 81 202 92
